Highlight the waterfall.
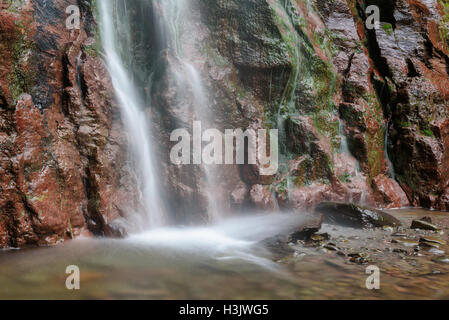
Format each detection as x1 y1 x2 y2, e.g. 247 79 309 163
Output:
154 0 224 221
384 120 396 179
98 0 222 225
98 0 166 229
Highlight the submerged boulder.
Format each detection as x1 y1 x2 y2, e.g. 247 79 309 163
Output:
315 202 401 229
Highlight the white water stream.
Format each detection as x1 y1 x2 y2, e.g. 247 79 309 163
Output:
99 0 222 227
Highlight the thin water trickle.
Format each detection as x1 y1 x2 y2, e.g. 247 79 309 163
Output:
384 120 396 179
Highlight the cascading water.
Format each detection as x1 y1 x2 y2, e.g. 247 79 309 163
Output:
99 0 222 225
154 0 222 221
98 0 165 229
384 120 396 179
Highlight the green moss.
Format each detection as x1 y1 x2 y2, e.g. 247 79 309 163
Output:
88 197 100 212
84 43 100 58
67 219 73 237
313 110 341 152
421 128 435 137
26 194 47 203
275 178 289 196
366 129 386 180
339 172 352 183
382 23 393 35
6 0 27 13
7 20 36 104
439 0 449 50
397 121 412 128
84 0 103 58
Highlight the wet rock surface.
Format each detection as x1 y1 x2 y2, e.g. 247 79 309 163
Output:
315 202 401 228
1 208 449 299
0 1 136 247
260 213 323 260
1 0 449 248
273 208 449 298
411 218 440 231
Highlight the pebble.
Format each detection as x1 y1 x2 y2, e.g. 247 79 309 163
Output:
324 244 338 251
432 255 449 264
392 232 407 237
311 233 330 242
420 236 446 245
411 219 438 231
391 238 419 247
419 241 440 249
429 248 445 256
349 256 369 264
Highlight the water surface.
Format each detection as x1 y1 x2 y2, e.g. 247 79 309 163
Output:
1 210 449 299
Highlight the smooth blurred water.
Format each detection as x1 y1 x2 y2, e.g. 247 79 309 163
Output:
2 209 449 299
0 214 306 299
98 0 166 229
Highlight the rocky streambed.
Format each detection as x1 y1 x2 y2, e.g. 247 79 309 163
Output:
0 204 449 299
269 204 449 299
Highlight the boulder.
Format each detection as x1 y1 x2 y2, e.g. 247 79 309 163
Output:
372 174 410 209
411 219 439 231
315 202 401 229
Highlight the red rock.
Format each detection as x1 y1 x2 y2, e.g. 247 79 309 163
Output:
230 182 249 209
372 174 410 209
0 1 136 247
250 184 276 211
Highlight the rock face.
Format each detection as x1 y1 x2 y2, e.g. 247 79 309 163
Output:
0 0 137 247
249 184 277 211
0 0 448 247
372 174 410 209
198 0 449 213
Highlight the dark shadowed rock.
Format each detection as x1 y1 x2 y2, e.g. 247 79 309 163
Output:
260 213 323 260
288 214 324 242
315 202 401 229
259 235 295 261
411 219 439 231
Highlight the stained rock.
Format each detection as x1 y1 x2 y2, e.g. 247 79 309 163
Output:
419 241 440 249
259 235 294 261
432 256 449 264
287 215 324 243
230 182 249 209
310 233 330 242
421 216 433 223
348 252 370 264
391 238 419 247
419 236 446 245
249 184 276 211
411 219 439 231
324 243 339 251
372 174 410 209
315 202 401 229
